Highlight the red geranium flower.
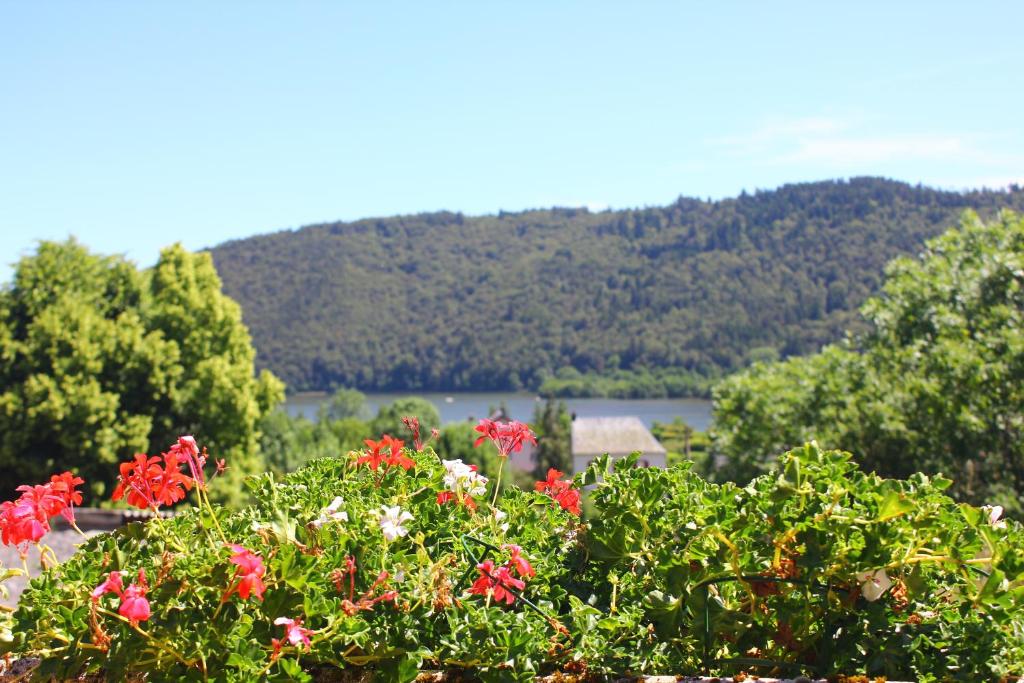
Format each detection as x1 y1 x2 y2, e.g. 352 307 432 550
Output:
535 468 581 516
151 450 195 507
0 500 47 550
15 483 65 520
112 448 194 511
469 559 526 605
111 454 159 510
48 472 84 524
119 584 151 624
436 491 478 511
474 419 537 458
359 434 414 472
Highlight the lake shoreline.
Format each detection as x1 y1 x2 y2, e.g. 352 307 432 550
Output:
284 388 715 400
284 391 714 432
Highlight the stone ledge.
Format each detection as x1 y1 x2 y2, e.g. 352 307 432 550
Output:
53 507 174 532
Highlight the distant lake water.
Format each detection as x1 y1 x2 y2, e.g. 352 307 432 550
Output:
284 392 714 431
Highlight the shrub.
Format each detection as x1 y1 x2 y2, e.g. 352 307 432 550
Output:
2 431 1022 681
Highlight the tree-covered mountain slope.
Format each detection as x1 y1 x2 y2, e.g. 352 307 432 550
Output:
209 177 1024 393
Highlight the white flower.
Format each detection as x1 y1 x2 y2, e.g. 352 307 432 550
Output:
378 505 413 542
856 569 892 602
492 508 509 532
442 459 488 497
312 496 349 528
982 505 1007 529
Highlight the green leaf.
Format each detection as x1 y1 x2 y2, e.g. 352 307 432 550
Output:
877 491 915 521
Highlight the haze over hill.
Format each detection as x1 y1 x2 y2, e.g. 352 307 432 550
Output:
209 178 1024 395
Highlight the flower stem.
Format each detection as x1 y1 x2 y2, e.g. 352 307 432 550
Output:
491 458 505 508
96 607 192 668
192 483 227 546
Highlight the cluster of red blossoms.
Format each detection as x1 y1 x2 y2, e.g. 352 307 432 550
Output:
357 435 414 473
469 544 535 605
0 471 83 554
535 468 581 516
473 418 537 457
112 436 208 511
92 569 151 625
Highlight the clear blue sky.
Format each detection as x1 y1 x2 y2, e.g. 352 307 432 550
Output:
1 2 1021 278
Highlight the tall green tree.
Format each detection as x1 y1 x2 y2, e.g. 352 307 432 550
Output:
710 211 1024 513
0 240 284 505
320 387 369 422
531 398 571 478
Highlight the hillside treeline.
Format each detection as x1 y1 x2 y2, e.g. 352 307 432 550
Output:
210 178 1024 394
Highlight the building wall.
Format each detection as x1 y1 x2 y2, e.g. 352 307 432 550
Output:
507 443 536 472
572 450 667 474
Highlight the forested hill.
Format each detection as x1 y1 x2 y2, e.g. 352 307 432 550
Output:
209 178 1024 394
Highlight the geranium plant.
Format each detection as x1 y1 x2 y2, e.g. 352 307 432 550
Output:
0 423 1021 682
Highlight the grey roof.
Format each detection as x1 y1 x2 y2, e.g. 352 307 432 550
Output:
571 417 667 456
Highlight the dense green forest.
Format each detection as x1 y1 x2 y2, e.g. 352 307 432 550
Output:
210 178 1024 394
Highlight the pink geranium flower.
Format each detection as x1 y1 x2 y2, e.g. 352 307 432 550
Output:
225 544 266 601
119 583 151 624
1 475 84 553
503 544 536 578
91 571 125 601
93 568 151 625
274 616 312 649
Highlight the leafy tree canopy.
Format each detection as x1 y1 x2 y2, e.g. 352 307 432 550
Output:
710 210 1024 513
369 397 440 439
0 240 284 504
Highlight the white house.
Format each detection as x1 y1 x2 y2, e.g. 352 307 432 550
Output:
570 416 667 474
